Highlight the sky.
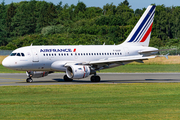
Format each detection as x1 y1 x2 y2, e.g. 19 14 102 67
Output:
3 0 180 10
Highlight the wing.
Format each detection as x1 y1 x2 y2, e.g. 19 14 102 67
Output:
86 55 155 65
67 55 155 70
87 55 155 65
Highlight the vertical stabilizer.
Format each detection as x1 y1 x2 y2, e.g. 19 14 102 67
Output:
121 5 156 47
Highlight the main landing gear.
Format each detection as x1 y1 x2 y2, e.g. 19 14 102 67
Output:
63 74 101 82
90 72 101 82
90 75 100 82
63 75 73 82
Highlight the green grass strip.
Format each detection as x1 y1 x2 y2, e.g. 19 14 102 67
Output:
0 84 180 119
100 64 180 73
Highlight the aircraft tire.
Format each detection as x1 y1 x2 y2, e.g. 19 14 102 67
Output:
91 76 100 82
64 75 73 82
26 78 33 83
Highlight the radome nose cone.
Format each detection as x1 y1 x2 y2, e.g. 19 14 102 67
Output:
2 58 8 67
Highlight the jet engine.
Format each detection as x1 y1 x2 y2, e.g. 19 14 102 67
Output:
66 65 90 79
26 71 53 78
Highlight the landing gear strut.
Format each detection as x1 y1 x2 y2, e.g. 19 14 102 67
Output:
64 75 73 82
26 71 33 83
26 77 33 83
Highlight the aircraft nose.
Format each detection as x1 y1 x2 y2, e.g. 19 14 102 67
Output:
2 57 10 68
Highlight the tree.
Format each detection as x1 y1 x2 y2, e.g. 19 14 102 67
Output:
103 3 116 15
5 2 16 37
11 0 37 36
35 1 50 32
0 0 7 46
74 1 86 15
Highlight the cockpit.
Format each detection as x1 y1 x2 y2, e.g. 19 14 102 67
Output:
10 53 25 57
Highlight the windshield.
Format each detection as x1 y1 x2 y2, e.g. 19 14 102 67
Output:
10 53 25 57
10 53 16 56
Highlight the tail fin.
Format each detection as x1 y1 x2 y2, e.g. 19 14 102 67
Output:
121 5 156 47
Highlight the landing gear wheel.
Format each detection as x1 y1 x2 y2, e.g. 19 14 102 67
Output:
91 76 100 82
64 75 73 82
26 78 33 83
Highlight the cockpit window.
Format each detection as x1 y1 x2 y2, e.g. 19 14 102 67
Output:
10 53 16 56
21 53 25 56
17 53 21 56
10 53 25 57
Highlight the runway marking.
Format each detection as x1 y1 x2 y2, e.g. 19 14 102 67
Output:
0 82 17 84
0 77 24 81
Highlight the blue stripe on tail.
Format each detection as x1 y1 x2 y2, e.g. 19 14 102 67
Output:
128 5 156 42
133 11 155 42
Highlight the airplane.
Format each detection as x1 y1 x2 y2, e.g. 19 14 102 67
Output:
2 5 159 83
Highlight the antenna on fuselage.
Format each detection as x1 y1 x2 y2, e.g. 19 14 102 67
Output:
30 43 33 46
103 42 105 45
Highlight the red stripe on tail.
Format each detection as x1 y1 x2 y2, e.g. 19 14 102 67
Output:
140 23 153 42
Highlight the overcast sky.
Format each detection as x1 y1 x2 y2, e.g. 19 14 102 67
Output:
3 0 180 10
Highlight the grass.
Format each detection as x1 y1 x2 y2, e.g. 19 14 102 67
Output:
0 84 180 119
0 55 7 64
100 64 180 73
0 65 24 73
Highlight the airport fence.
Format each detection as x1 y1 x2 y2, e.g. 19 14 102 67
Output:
158 47 180 55
0 50 13 55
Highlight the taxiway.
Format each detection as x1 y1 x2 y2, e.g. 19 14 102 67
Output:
0 73 180 86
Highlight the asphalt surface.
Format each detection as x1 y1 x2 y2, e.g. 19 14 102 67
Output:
0 73 180 86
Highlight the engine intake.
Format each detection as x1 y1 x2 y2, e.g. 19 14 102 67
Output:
66 65 90 79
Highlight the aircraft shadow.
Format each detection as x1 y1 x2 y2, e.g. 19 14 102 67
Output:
145 79 180 81
17 78 180 84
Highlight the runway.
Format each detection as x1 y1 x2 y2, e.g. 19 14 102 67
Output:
0 73 180 86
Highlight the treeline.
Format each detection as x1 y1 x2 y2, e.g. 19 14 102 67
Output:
0 0 180 50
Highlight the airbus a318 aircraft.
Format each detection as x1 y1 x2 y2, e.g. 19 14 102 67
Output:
3 5 159 83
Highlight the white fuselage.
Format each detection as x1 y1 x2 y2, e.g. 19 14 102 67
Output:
2 45 158 72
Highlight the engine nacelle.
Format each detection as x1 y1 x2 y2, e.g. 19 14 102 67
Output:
26 71 53 78
66 65 90 79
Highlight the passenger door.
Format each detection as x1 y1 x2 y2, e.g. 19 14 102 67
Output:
31 49 39 62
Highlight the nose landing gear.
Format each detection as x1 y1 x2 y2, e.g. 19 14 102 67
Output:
26 71 33 83
26 77 33 83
